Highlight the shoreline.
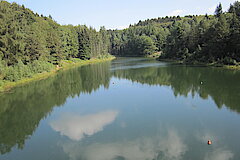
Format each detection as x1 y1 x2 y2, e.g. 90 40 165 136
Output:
0 57 115 93
157 58 240 70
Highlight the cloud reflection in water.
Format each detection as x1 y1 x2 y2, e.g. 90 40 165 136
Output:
50 110 118 141
204 148 234 160
61 129 188 160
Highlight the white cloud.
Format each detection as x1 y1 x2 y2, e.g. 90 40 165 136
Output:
49 110 118 141
169 9 184 16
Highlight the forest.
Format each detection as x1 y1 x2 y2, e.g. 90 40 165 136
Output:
0 1 240 84
109 2 240 65
0 1 111 82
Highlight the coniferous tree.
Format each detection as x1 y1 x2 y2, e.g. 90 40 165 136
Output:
215 3 223 17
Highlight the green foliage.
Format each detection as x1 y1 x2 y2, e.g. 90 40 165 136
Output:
229 1 240 16
109 25 164 56
108 2 240 64
152 2 239 64
0 1 111 83
3 60 54 82
97 53 114 59
1 0 240 85
75 26 110 60
4 66 20 81
130 35 157 55
0 59 6 80
221 57 238 65
30 60 54 73
59 25 78 59
215 3 223 17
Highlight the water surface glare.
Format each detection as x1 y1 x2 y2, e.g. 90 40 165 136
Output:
0 58 240 160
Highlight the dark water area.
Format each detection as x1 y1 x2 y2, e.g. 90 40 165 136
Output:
0 57 240 160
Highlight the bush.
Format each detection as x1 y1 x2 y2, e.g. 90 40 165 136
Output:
4 66 19 81
30 60 54 73
3 60 54 82
0 60 5 80
97 53 113 59
15 61 33 79
0 80 3 87
222 57 237 65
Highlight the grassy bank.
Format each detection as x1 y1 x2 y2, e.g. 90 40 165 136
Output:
0 56 115 92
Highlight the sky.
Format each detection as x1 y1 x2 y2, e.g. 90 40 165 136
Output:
7 0 239 30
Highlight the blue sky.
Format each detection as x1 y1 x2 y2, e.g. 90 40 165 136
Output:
7 0 238 30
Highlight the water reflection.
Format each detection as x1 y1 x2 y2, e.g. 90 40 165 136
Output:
60 128 235 160
113 63 240 113
195 131 234 160
204 148 234 160
60 129 187 160
0 62 111 154
0 58 240 158
50 111 118 141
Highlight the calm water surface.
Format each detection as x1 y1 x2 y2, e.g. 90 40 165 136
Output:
0 58 240 160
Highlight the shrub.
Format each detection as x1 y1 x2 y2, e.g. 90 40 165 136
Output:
222 57 237 65
30 60 54 73
3 60 54 82
0 80 3 87
97 53 113 59
0 60 5 80
4 66 19 81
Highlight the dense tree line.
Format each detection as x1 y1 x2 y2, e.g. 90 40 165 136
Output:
109 25 168 56
0 1 110 82
109 2 240 65
162 2 240 64
1 1 240 83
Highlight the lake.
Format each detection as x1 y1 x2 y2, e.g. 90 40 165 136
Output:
0 57 240 160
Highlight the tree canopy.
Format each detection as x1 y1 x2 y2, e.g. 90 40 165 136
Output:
108 1 240 65
1 1 240 83
0 1 110 82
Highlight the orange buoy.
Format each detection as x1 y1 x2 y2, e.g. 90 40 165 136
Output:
207 140 212 145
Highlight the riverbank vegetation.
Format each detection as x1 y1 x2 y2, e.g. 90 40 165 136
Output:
0 1 112 89
108 2 240 66
1 1 240 90
0 56 114 92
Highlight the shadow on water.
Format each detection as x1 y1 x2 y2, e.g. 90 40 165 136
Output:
0 58 240 155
